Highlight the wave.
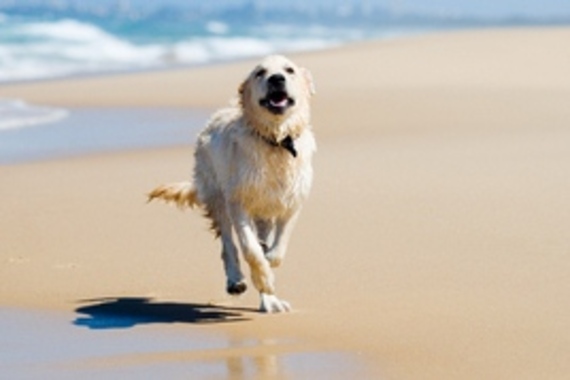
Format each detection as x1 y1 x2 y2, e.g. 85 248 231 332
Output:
3 4 568 76
0 19 165 82
171 36 337 64
0 18 342 82
0 99 69 130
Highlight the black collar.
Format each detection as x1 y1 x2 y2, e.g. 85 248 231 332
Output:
257 134 297 158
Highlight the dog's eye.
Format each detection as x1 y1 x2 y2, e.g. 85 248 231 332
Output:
255 69 266 79
285 67 295 75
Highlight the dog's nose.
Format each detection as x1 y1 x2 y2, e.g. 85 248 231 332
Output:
267 74 285 86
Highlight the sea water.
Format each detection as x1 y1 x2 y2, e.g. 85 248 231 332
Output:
0 1 568 161
0 99 68 131
1 0 568 83
0 104 210 164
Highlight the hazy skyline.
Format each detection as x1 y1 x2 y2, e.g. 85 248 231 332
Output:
2 0 570 19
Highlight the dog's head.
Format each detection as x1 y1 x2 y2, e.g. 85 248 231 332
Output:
239 55 315 122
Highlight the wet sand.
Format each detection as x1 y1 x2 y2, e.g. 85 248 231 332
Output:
1 306 370 379
2 28 570 379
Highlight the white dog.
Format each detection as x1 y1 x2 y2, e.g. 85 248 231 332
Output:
148 55 316 312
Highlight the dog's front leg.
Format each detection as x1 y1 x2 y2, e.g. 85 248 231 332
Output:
265 210 300 268
229 202 290 313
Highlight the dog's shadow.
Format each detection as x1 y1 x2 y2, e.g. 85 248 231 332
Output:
73 297 256 329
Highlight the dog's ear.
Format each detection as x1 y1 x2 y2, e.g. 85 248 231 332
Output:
302 68 316 96
238 77 250 107
238 78 247 96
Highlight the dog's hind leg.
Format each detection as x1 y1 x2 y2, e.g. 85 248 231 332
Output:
265 210 300 268
255 218 274 253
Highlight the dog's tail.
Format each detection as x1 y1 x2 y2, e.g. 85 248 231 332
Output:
147 181 198 209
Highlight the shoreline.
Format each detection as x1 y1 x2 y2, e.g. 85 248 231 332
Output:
1 26 567 108
0 25 515 87
2 27 570 379
1 24 568 88
0 106 210 164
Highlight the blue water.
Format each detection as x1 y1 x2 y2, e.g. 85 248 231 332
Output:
1 0 569 83
0 106 210 164
1 1 568 161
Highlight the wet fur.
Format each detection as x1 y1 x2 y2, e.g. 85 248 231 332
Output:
148 55 316 312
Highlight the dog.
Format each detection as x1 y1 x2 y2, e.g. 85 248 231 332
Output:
148 55 316 312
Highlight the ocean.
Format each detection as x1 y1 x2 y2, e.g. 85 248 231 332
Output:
1 0 568 159
2 0 569 84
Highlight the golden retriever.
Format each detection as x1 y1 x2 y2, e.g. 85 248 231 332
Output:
148 55 316 312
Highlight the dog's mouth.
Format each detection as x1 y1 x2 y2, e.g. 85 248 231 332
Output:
260 90 295 115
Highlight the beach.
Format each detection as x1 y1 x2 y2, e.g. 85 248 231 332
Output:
2 27 570 379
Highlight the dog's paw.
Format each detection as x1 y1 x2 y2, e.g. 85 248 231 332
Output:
265 251 283 268
226 281 247 295
259 293 291 313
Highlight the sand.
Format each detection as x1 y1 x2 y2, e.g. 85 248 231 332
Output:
2 27 570 379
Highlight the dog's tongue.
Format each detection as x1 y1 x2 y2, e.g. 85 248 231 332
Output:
269 93 288 108
270 98 288 108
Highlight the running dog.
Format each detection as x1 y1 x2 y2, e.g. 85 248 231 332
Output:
148 55 316 312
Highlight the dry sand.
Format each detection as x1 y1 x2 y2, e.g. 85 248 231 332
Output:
2 27 570 379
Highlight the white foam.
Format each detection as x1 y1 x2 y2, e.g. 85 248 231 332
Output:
206 21 229 35
172 36 336 65
0 19 167 82
23 18 114 42
0 99 69 130
0 18 342 82
25 19 164 64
